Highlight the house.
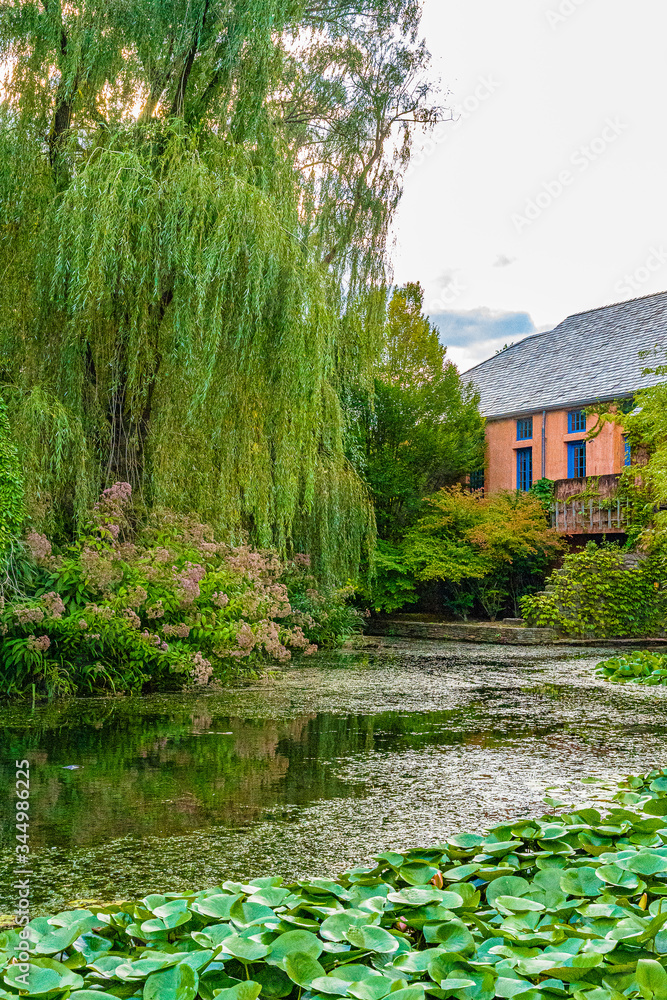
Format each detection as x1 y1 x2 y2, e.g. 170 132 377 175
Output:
465 291 667 500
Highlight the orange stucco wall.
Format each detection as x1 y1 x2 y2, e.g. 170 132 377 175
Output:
484 409 626 493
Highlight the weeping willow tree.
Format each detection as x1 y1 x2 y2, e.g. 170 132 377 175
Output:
0 0 440 581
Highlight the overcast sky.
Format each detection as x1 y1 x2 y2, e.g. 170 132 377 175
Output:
391 0 667 372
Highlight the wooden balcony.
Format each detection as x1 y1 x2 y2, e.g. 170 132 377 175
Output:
551 497 630 534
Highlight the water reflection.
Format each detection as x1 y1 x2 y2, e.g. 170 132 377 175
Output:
2 642 667 913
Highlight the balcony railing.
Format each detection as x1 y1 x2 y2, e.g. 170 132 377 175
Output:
551 498 630 534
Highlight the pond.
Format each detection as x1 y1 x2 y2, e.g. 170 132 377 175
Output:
2 639 667 916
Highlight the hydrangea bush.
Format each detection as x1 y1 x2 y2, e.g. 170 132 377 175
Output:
0 484 364 698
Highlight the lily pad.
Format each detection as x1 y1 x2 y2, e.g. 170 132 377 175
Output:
144 962 198 1000
345 926 400 954
268 929 323 963
284 951 326 987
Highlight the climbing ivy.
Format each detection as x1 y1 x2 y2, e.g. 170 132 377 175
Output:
520 542 666 639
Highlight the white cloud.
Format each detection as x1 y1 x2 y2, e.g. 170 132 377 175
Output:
392 0 667 335
431 308 537 372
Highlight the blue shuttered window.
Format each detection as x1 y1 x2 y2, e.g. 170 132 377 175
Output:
568 410 586 433
567 441 586 478
624 436 632 466
516 448 533 491
516 417 533 441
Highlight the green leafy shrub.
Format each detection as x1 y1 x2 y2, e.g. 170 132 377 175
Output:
356 284 485 544
0 484 363 699
529 477 555 511
521 542 666 638
596 649 667 684
359 540 420 614
402 486 561 619
9 768 667 1000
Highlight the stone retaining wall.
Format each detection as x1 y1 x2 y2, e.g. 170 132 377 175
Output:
367 619 558 645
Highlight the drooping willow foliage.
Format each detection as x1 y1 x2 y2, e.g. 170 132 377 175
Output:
0 0 440 581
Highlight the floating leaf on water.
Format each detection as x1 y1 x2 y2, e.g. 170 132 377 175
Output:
636 959 667 1000
247 887 292 908
595 864 641 889
388 888 463 908
422 921 474 955
191 922 234 948
283 951 327 987
485 877 531 907
345 925 400 954
399 864 440 886
626 852 667 875
425 978 475 995
480 840 523 857
143 962 198 1000
69 992 120 999
379 987 425 1000
4 957 84 995
321 911 375 942
494 977 534 997
268 929 323 964
375 853 406 868
559 867 604 897
447 835 485 850
190 894 241 920
494 895 546 915
347 975 396 1000
442 865 480 882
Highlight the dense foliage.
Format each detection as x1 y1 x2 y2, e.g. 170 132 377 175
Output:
365 487 559 619
591 363 667 529
520 544 666 640
0 484 363 699
9 769 667 999
0 394 24 555
0 0 440 582
355 285 485 543
596 650 667 685
349 284 487 615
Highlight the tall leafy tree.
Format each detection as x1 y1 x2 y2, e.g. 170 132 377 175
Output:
0 0 439 581
360 283 485 541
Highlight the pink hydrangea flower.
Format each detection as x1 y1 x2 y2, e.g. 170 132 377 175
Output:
27 635 51 652
41 592 66 619
15 606 45 625
25 532 52 562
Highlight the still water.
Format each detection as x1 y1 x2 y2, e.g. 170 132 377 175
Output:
2 639 667 914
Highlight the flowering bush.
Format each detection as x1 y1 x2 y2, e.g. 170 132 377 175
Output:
0 485 364 699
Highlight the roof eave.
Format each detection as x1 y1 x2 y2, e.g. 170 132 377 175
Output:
482 392 635 422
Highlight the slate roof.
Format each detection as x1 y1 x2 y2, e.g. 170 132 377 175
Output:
465 290 667 419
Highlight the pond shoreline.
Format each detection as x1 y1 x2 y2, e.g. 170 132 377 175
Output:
366 617 667 647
